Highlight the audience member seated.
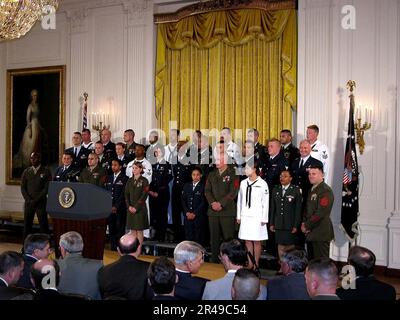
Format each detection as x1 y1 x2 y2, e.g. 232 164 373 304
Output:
173 241 209 300
148 256 179 300
231 268 260 300
202 239 266 300
32 259 85 300
267 249 309 300
98 233 149 300
305 258 340 300
57 231 103 300
337 246 396 300
17 233 51 290
0 251 33 300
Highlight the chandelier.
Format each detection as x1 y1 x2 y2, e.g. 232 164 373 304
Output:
0 0 58 41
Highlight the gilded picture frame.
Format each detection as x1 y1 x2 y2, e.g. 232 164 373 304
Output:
6 65 65 185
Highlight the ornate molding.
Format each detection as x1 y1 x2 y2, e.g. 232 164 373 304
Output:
154 0 296 24
66 7 90 33
122 0 152 26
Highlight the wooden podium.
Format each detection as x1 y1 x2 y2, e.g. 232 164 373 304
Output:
46 182 112 260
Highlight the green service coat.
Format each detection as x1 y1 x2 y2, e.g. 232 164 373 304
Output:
303 181 334 242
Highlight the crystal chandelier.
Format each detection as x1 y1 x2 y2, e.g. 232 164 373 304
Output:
0 0 58 41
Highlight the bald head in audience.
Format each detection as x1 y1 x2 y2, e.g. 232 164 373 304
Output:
117 233 141 257
231 268 260 300
305 258 338 298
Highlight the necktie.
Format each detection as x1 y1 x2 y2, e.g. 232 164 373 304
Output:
193 183 196 191
245 180 258 208
299 159 304 168
113 175 117 183
74 148 78 157
282 187 287 197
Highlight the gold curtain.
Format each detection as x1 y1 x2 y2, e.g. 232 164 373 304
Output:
155 8 297 143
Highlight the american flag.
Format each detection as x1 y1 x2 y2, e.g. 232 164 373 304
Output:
341 84 359 241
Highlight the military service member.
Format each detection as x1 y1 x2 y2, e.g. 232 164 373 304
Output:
54 151 79 182
125 162 150 247
269 170 302 259
65 131 89 170
280 129 300 166
301 166 334 259
123 129 137 159
181 167 208 246
21 152 52 239
264 138 289 191
79 153 106 186
101 128 116 160
149 146 172 242
247 128 267 165
307 125 330 182
205 154 240 262
105 159 128 251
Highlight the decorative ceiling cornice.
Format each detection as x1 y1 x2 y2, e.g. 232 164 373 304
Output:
154 0 296 24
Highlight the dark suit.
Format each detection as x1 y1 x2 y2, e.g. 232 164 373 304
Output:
54 165 79 182
0 279 33 300
105 173 128 250
181 181 208 246
281 143 300 166
98 255 150 300
16 255 37 289
21 165 52 238
65 146 90 170
175 270 209 300
336 276 396 300
267 272 309 300
34 288 88 301
292 156 323 211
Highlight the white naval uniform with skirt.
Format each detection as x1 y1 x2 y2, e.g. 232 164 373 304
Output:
237 177 269 241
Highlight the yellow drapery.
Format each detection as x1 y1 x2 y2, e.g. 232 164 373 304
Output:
155 8 297 143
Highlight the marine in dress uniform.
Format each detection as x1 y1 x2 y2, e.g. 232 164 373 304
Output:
21 153 52 239
302 166 334 260
105 159 128 250
181 169 208 246
269 170 302 259
205 164 240 263
149 157 173 242
79 153 107 187
125 175 149 231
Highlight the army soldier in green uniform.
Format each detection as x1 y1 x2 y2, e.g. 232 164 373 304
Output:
301 165 334 259
205 153 240 262
79 153 106 186
125 162 149 247
270 170 302 259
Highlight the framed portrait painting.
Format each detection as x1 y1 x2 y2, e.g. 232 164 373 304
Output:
6 65 65 185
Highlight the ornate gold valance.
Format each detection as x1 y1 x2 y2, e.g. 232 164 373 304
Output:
154 0 296 24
